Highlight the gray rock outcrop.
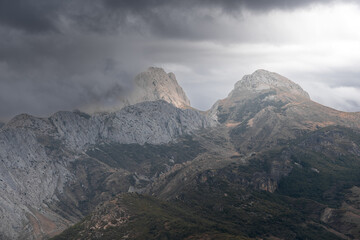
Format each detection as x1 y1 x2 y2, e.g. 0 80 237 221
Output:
0 68 212 240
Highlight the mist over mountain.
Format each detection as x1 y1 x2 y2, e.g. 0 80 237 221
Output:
2 1 360 122
80 67 191 114
1 68 360 240
2 1 360 239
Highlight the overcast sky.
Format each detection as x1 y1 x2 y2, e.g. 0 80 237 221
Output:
1 0 360 121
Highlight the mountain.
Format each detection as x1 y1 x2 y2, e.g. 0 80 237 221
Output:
84 67 191 113
130 67 191 108
209 69 360 152
0 68 213 240
54 69 360 240
2 68 360 240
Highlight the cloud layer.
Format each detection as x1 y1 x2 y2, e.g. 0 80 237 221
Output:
1 0 360 120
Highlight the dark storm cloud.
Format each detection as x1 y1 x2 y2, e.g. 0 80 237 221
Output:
0 0 353 33
0 0 63 32
103 0 346 12
100 0 354 38
0 0 359 120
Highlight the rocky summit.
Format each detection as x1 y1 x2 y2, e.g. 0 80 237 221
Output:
85 67 191 113
2 68 360 240
210 69 360 152
130 67 191 109
232 69 310 98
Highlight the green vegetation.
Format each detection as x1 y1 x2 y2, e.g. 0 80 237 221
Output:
51 219 87 240
277 126 360 207
230 125 360 208
87 135 204 176
179 170 339 240
52 194 250 240
120 194 249 240
52 190 340 240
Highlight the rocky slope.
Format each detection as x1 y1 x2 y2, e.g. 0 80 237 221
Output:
0 70 213 240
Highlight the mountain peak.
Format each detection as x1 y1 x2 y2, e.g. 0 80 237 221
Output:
233 69 310 99
131 67 191 108
82 67 191 114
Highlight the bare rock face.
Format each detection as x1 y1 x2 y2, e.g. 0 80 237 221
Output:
230 69 310 99
130 67 190 108
86 67 191 113
0 104 213 238
208 69 311 121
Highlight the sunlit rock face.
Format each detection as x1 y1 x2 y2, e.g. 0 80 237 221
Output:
83 67 191 113
231 69 310 99
208 69 311 123
130 67 191 109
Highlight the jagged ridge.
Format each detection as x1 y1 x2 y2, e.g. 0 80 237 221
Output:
0 100 214 240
